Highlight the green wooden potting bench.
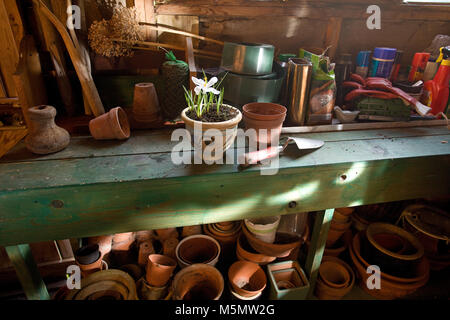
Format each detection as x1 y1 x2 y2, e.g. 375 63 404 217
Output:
0 125 449 300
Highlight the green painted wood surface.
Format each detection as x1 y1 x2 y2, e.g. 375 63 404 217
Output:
5 244 51 300
304 209 335 297
0 126 449 246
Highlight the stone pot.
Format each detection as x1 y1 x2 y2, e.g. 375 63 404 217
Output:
146 254 177 287
25 105 70 154
236 233 276 265
242 224 302 258
349 231 430 299
172 264 224 300
242 102 287 146
131 83 163 128
228 261 267 298
89 107 130 140
176 234 221 268
365 223 424 278
245 216 281 244
181 105 242 162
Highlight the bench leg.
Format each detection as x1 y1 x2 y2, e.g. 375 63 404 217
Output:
5 244 51 300
304 208 335 298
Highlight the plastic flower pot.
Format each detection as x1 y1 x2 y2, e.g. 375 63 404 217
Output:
145 254 177 287
242 102 287 146
89 107 130 140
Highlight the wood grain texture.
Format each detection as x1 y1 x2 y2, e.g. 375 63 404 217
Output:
0 129 27 159
0 127 448 246
0 0 19 97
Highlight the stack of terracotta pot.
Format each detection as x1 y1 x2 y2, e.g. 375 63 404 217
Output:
228 261 267 300
240 216 305 262
74 243 107 278
325 208 354 254
315 256 355 300
175 234 221 268
349 223 430 299
203 221 242 262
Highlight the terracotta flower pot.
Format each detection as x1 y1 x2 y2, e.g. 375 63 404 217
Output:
163 238 179 260
89 107 130 140
155 228 179 241
228 261 267 298
137 277 168 300
181 225 203 238
314 256 355 300
242 102 287 146
75 244 104 277
112 232 135 251
138 240 155 267
176 234 221 268
203 221 242 262
145 254 177 287
349 231 430 299
319 260 351 289
131 83 163 128
242 224 302 258
25 105 70 154
172 264 224 300
366 223 424 277
245 216 281 244
135 230 155 245
236 233 276 265
87 235 113 259
181 105 242 162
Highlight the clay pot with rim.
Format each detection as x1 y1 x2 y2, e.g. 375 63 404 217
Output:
75 244 104 277
242 224 302 258
319 260 351 289
236 233 276 265
181 104 242 162
176 234 221 268
245 216 281 244
172 264 224 300
25 105 70 155
203 221 242 261
242 102 287 146
146 254 177 287
89 107 130 140
349 231 430 299
131 83 163 129
228 261 267 298
137 277 168 300
314 256 355 300
365 223 424 277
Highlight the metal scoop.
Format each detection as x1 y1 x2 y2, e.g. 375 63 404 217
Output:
240 137 325 167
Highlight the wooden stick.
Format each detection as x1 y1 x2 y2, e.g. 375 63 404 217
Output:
281 119 449 134
33 0 105 116
139 22 224 46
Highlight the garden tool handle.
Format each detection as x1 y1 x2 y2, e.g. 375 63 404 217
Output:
241 146 284 167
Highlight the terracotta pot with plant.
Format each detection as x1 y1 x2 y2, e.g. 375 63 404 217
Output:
181 73 242 162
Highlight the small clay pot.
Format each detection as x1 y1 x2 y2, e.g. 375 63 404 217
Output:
25 105 70 154
319 260 351 289
242 102 287 146
131 83 163 128
87 235 113 259
181 225 203 238
172 264 224 300
228 261 267 298
89 107 130 140
176 235 221 268
236 233 276 265
155 228 179 241
138 240 155 267
242 224 302 258
146 254 177 287
314 256 355 300
163 238 179 260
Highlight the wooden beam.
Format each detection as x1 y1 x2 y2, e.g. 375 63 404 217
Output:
135 0 157 41
0 0 19 97
5 244 51 300
185 37 197 91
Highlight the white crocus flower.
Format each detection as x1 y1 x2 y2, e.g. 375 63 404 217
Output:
192 76 220 95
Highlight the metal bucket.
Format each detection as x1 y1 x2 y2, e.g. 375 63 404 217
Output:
221 42 275 76
284 58 313 126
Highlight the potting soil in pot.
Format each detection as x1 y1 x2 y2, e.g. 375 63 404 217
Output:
185 105 239 122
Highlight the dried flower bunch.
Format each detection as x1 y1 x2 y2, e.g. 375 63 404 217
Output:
88 5 143 58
